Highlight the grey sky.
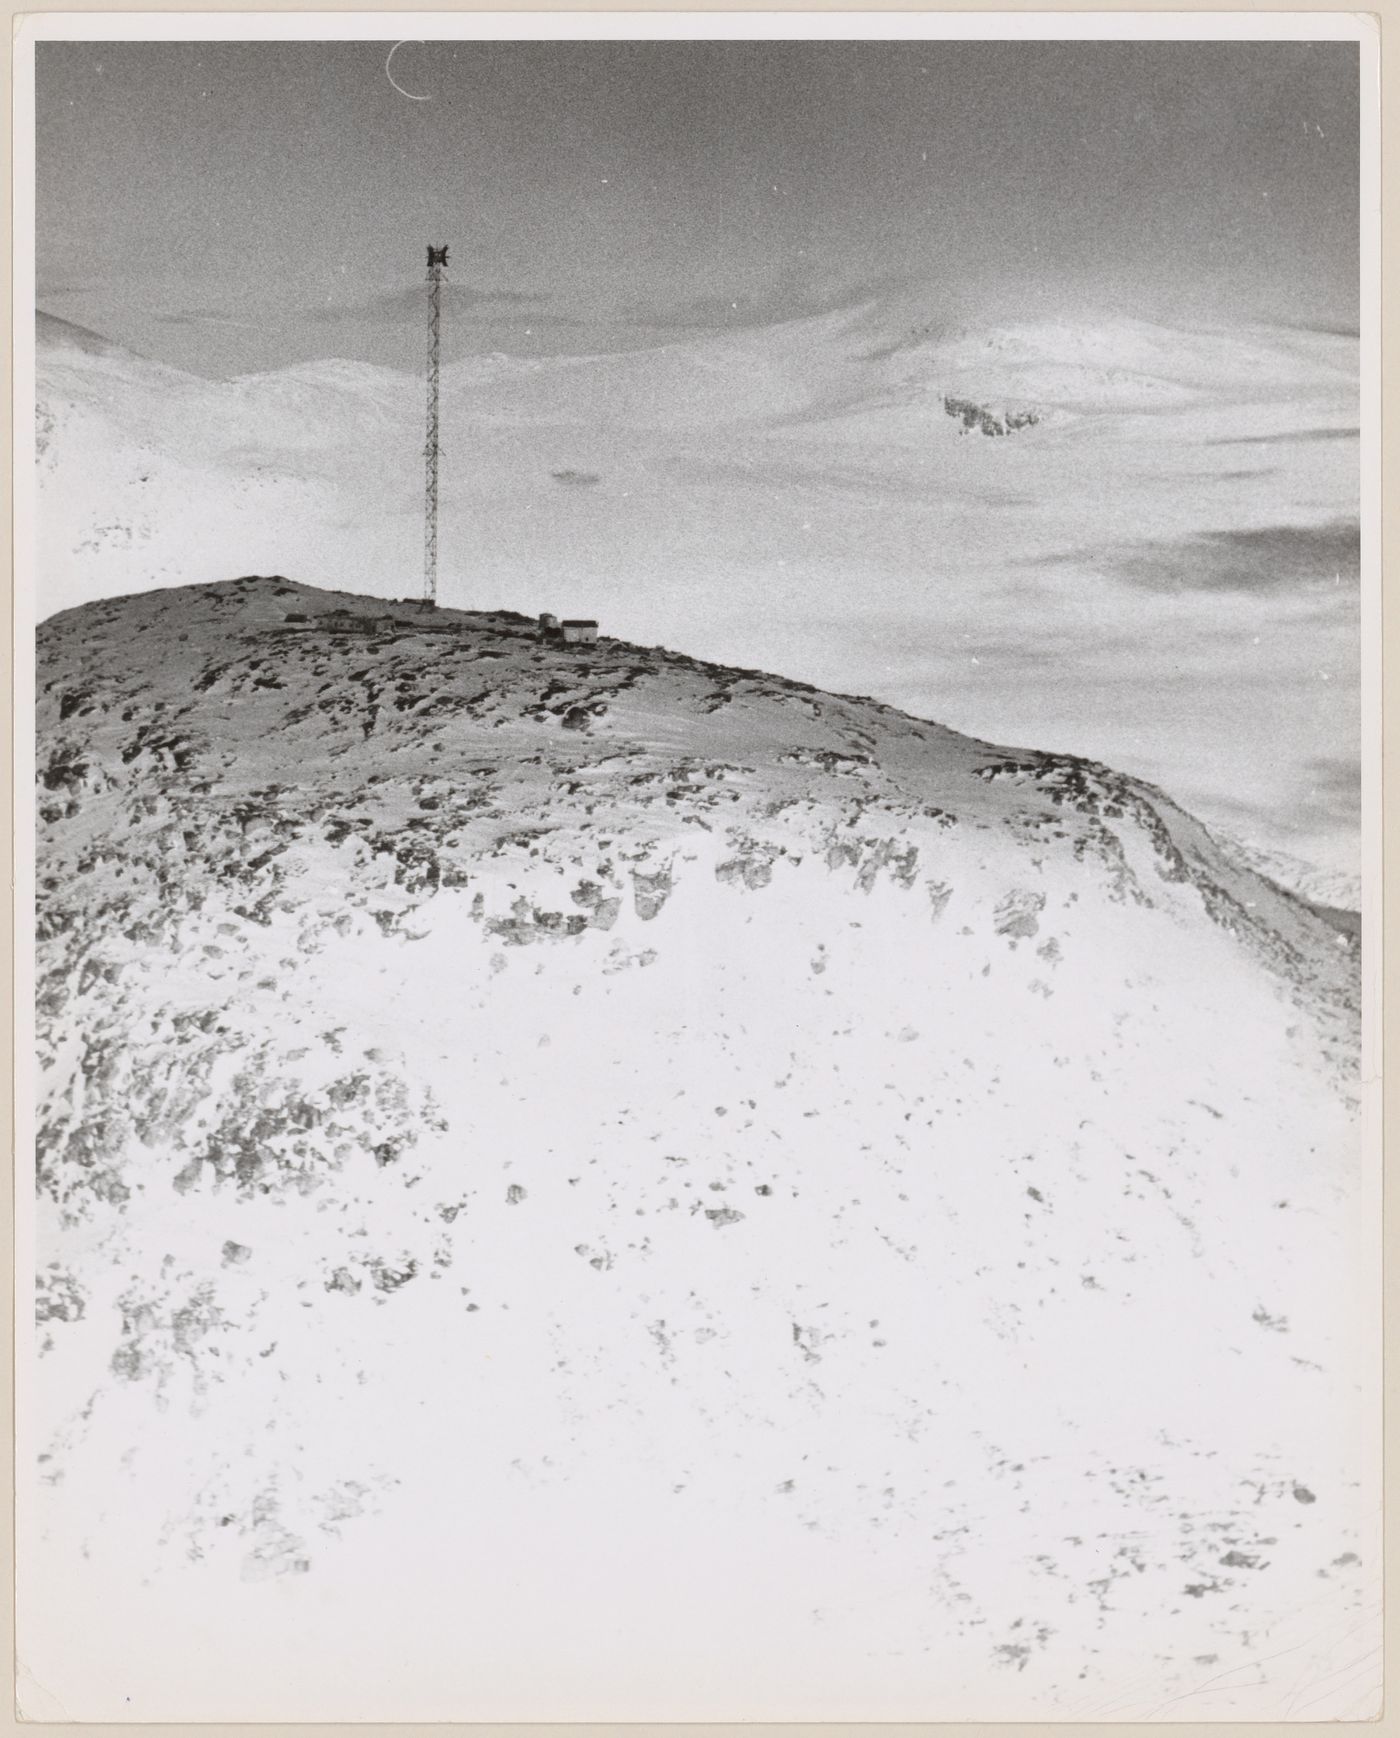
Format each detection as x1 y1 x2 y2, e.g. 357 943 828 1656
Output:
37 39 1359 376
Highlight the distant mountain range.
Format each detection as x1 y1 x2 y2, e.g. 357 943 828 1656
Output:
31 294 1362 890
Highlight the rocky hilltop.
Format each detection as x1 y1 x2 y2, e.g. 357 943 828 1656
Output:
28 578 1371 1720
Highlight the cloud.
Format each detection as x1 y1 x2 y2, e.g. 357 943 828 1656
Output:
1280 318 1361 340
1204 427 1358 447
1036 519 1360 596
550 469 602 487
1194 754 1359 846
621 270 905 333
1299 754 1362 824
153 306 258 329
304 282 550 326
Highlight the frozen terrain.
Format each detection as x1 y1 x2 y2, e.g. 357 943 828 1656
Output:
33 300 1362 881
23 579 1374 1720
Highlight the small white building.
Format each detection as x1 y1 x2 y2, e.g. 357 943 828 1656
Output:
561 619 598 645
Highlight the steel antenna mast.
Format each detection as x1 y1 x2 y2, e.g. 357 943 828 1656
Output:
423 244 449 607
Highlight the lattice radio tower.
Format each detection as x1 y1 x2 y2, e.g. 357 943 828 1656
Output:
423 244 449 606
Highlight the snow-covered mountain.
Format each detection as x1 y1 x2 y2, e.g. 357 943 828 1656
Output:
25 578 1372 1720
34 300 1359 617
1213 831 1362 917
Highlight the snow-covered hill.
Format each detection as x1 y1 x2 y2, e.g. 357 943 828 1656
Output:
24 579 1373 1720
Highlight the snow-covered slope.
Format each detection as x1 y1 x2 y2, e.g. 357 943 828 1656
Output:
1213 831 1362 917
25 579 1372 1720
882 313 1357 413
